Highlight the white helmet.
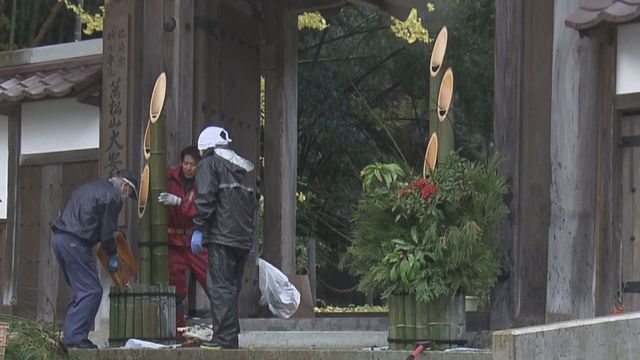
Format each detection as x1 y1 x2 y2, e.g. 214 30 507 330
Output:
197 126 232 150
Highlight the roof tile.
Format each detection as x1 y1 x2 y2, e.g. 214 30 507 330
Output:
566 0 640 30
0 63 101 103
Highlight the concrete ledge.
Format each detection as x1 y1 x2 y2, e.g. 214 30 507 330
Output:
69 348 492 360
240 331 388 348
238 317 388 331
492 312 640 360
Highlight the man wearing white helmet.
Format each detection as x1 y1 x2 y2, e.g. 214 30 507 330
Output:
191 126 257 349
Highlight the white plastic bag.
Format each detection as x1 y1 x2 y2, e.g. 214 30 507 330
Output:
258 258 300 318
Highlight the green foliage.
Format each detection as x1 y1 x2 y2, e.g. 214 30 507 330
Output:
298 12 328 31
345 152 508 302
0 0 103 49
390 8 431 44
1 315 71 360
360 162 406 191
61 0 104 35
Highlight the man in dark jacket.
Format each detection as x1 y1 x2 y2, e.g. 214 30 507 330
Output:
157 145 209 328
52 170 138 349
191 126 257 349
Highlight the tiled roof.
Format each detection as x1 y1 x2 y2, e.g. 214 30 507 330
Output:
566 0 640 30
0 63 101 103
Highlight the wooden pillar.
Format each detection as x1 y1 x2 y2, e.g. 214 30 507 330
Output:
545 0 606 322
591 31 617 318
261 0 298 275
492 0 554 329
0 106 19 311
103 0 144 243
163 0 194 163
192 0 221 136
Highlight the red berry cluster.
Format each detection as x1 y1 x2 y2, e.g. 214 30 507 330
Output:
410 178 436 202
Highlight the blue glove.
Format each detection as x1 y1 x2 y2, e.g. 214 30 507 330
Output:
191 231 203 254
108 255 119 273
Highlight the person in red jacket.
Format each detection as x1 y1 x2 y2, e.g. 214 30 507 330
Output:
158 145 209 328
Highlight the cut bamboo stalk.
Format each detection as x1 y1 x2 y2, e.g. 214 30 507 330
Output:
388 294 399 350
125 288 134 339
138 211 151 284
429 26 448 141
404 294 416 350
149 72 167 123
150 112 168 284
133 286 143 338
138 163 151 284
438 96 455 163
429 26 448 78
437 68 454 122
109 287 116 344
141 284 150 338
437 68 455 163
415 297 428 341
137 164 150 218
143 119 151 160
423 132 438 177
117 289 125 343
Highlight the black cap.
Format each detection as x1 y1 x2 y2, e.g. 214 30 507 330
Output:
115 169 139 200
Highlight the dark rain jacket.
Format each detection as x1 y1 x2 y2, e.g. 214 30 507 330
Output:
51 180 124 256
193 147 257 249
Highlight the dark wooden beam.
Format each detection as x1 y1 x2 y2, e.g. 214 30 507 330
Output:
616 93 640 114
0 55 101 77
75 82 101 107
19 149 99 167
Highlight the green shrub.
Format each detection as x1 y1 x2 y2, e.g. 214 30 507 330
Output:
345 152 508 302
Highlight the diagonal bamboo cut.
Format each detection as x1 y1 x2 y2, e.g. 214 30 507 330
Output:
437 68 454 163
423 132 438 177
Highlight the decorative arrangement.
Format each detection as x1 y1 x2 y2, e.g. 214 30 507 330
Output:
109 72 175 346
345 26 509 350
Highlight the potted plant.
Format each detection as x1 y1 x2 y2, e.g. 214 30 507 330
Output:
344 151 508 349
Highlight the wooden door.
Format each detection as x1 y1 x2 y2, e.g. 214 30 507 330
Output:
13 159 98 322
620 114 640 311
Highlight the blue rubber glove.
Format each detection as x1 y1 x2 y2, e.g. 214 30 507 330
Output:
108 255 119 273
191 231 203 254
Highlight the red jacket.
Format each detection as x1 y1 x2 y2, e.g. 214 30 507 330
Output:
166 165 197 247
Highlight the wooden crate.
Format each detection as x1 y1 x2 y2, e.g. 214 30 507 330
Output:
0 322 8 360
